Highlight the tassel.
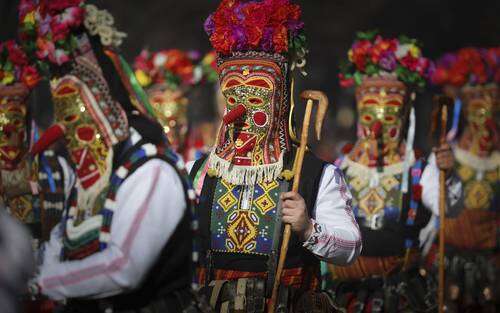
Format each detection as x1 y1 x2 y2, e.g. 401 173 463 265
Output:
30 124 65 156
446 98 462 142
402 106 416 193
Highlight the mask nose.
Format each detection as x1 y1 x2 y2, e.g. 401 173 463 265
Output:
223 104 247 125
371 121 383 139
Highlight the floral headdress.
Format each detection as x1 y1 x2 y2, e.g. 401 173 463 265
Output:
204 0 307 67
0 40 40 89
339 31 431 89
431 47 500 87
18 0 126 70
133 49 208 90
200 51 219 84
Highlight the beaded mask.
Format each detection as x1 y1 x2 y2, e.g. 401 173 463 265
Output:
460 84 498 153
47 36 128 214
0 84 29 171
208 52 290 185
147 85 189 151
355 76 407 147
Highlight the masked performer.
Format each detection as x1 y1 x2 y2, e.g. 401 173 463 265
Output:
18 1 198 312
429 47 499 313
189 1 362 311
322 31 461 312
134 49 215 161
0 39 66 247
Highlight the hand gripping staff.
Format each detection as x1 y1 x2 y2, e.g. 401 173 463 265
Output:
268 90 329 313
432 95 452 313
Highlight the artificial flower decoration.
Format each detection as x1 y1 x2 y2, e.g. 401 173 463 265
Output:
201 51 219 84
134 49 207 89
18 0 126 70
431 47 500 87
0 40 40 88
204 0 306 56
339 30 431 88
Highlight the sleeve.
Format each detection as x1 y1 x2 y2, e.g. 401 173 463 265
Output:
420 153 464 216
36 159 187 301
303 164 362 265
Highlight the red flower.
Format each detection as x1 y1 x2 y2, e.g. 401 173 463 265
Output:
21 65 41 89
431 67 449 85
339 74 354 88
50 19 71 42
46 0 83 14
401 55 419 71
273 24 288 53
371 36 397 64
6 41 28 66
412 184 422 201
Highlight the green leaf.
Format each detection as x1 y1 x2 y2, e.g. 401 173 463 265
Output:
365 63 379 76
354 71 363 85
356 29 379 41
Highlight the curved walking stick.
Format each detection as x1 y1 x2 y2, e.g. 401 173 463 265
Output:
433 95 453 313
268 90 329 313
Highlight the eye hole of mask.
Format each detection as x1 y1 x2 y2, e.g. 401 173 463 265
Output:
248 97 263 105
227 97 236 105
362 114 373 122
385 99 402 106
384 115 396 123
362 99 378 105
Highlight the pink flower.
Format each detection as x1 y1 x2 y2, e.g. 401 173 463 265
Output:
49 49 71 65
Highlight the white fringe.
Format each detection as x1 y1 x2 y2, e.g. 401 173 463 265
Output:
208 151 284 186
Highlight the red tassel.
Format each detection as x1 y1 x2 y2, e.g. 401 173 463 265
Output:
223 104 246 125
30 124 65 156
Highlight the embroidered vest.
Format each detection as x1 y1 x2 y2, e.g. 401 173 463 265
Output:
338 154 429 257
443 148 499 250
191 150 325 287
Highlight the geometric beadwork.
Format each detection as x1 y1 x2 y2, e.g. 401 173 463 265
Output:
359 189 385 215
211 179 280 255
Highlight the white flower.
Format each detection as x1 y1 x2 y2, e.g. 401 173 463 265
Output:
396 44 411 59
153 54 168 67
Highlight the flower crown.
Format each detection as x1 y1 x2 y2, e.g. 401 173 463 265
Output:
18 0 126 69
204 0 306 59
201 51 219 84
134 49 219 90
431 47 500 87
339 31 431 89
0 40 40 89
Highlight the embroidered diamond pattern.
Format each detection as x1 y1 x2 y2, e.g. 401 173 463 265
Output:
464 181 492 210
349 176 367 191
381 175 399 191
218 191 238 212
359 189 385 215
255 193 276 214
226 211 258 253
260 180 279 192
458 165 474 181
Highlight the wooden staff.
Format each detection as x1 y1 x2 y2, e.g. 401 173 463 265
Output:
435 95 452 313
268 90 329 313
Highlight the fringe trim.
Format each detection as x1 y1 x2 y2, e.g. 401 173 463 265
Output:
208 152 284 186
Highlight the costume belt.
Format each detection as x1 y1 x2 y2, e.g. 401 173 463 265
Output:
63 288 200 313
